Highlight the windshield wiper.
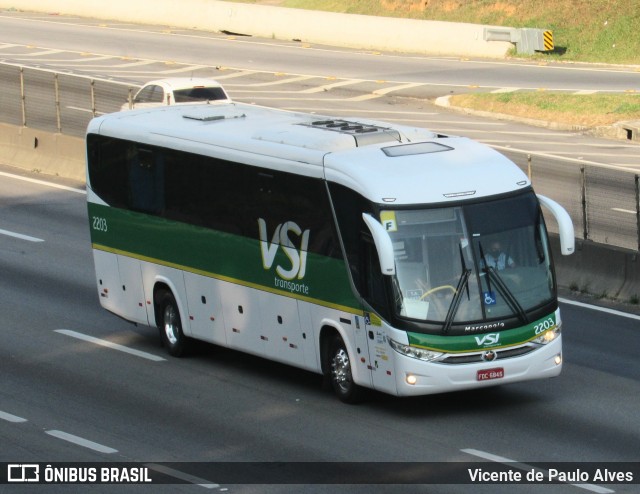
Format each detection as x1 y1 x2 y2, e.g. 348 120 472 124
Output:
486 266 528 323
478 241 528 324
442 243 472 334
442 268 471 334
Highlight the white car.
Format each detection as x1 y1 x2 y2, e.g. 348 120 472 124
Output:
121 78 230 111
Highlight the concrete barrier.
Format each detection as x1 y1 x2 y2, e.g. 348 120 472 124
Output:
551 236 640 303
0 123 85 181
5 0 513 58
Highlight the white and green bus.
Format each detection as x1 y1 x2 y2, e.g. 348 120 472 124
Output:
86 101 574 402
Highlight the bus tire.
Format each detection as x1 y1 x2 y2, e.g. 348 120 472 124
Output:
157 291 190 357
329 335 365 404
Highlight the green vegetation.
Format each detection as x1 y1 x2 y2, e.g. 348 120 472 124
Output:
237 0 640 64
448 92 640 127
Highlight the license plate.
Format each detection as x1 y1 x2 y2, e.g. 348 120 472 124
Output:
477 367 504 381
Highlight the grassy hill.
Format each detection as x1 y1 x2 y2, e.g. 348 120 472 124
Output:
239 0 640 64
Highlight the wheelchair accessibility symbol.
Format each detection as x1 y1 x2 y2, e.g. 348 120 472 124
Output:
483 291 497 306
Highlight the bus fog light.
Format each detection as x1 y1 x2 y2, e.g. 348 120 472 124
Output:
554 353 562 365
406 374 418 385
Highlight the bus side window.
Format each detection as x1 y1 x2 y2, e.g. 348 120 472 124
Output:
87 135 129 208
327 182 372 292
128 145 165 214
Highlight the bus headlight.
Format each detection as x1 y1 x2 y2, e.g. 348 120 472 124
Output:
390 339 444 362
532 325 561 345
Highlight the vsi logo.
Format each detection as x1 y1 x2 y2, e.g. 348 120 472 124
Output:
258 219 310 280
474 333 500 347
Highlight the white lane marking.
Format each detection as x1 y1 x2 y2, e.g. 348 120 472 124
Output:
480 140 640 150
43 59 157 69
611 208 636 215
159 64 208 74
17 56 112 65
559 298 640 322
55 330 166 362
146 464 219 489
299 79 365 93
20 49 64 56
0 228 44 242
242 75 317 87
491 87 518 93
66 106 107 116
489 144 638 173
347 82 426 101
0 170 86 195
0 411 28 423
462 449 614 494
279 107 443 117
46 430 118 454
213 70 257 80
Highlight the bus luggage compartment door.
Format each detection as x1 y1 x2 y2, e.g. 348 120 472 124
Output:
259 291 305 368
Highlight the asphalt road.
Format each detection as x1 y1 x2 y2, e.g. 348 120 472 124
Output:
1 10 639 93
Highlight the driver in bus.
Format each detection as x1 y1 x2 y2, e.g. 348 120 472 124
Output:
483 241 515 270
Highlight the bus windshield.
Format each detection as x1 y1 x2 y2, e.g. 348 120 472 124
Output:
384 191 554 326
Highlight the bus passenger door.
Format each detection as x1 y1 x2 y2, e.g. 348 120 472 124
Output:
361 240 397 395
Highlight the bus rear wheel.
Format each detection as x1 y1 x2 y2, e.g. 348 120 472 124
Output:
156 291 189 357
329 335 365 404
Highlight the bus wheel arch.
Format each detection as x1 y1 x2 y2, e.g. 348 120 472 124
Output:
153 284 190 357
320 325 366 404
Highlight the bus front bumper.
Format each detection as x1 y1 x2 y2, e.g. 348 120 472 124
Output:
391 336 563 397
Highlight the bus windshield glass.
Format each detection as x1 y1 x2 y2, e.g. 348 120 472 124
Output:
384 191 554 325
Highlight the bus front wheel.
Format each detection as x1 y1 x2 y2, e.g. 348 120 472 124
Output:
329 335 365 404
156 291 189 357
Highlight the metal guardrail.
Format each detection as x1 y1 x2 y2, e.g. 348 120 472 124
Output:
0 62 136 136
506 153 640 252
1 63 639 252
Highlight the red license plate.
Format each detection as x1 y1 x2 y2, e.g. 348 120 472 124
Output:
477 367 504 381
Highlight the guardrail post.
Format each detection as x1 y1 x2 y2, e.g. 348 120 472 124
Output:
19 66 27 127
90 79 96 117
581 166 588 240
54 73 62 133
635 174 640 252
527 154 532 181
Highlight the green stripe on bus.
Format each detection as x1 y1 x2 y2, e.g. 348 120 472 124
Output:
89 203 362 314
407 313 556 353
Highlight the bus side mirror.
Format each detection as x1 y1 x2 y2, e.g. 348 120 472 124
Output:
362 213 396 275
537 194 575 255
